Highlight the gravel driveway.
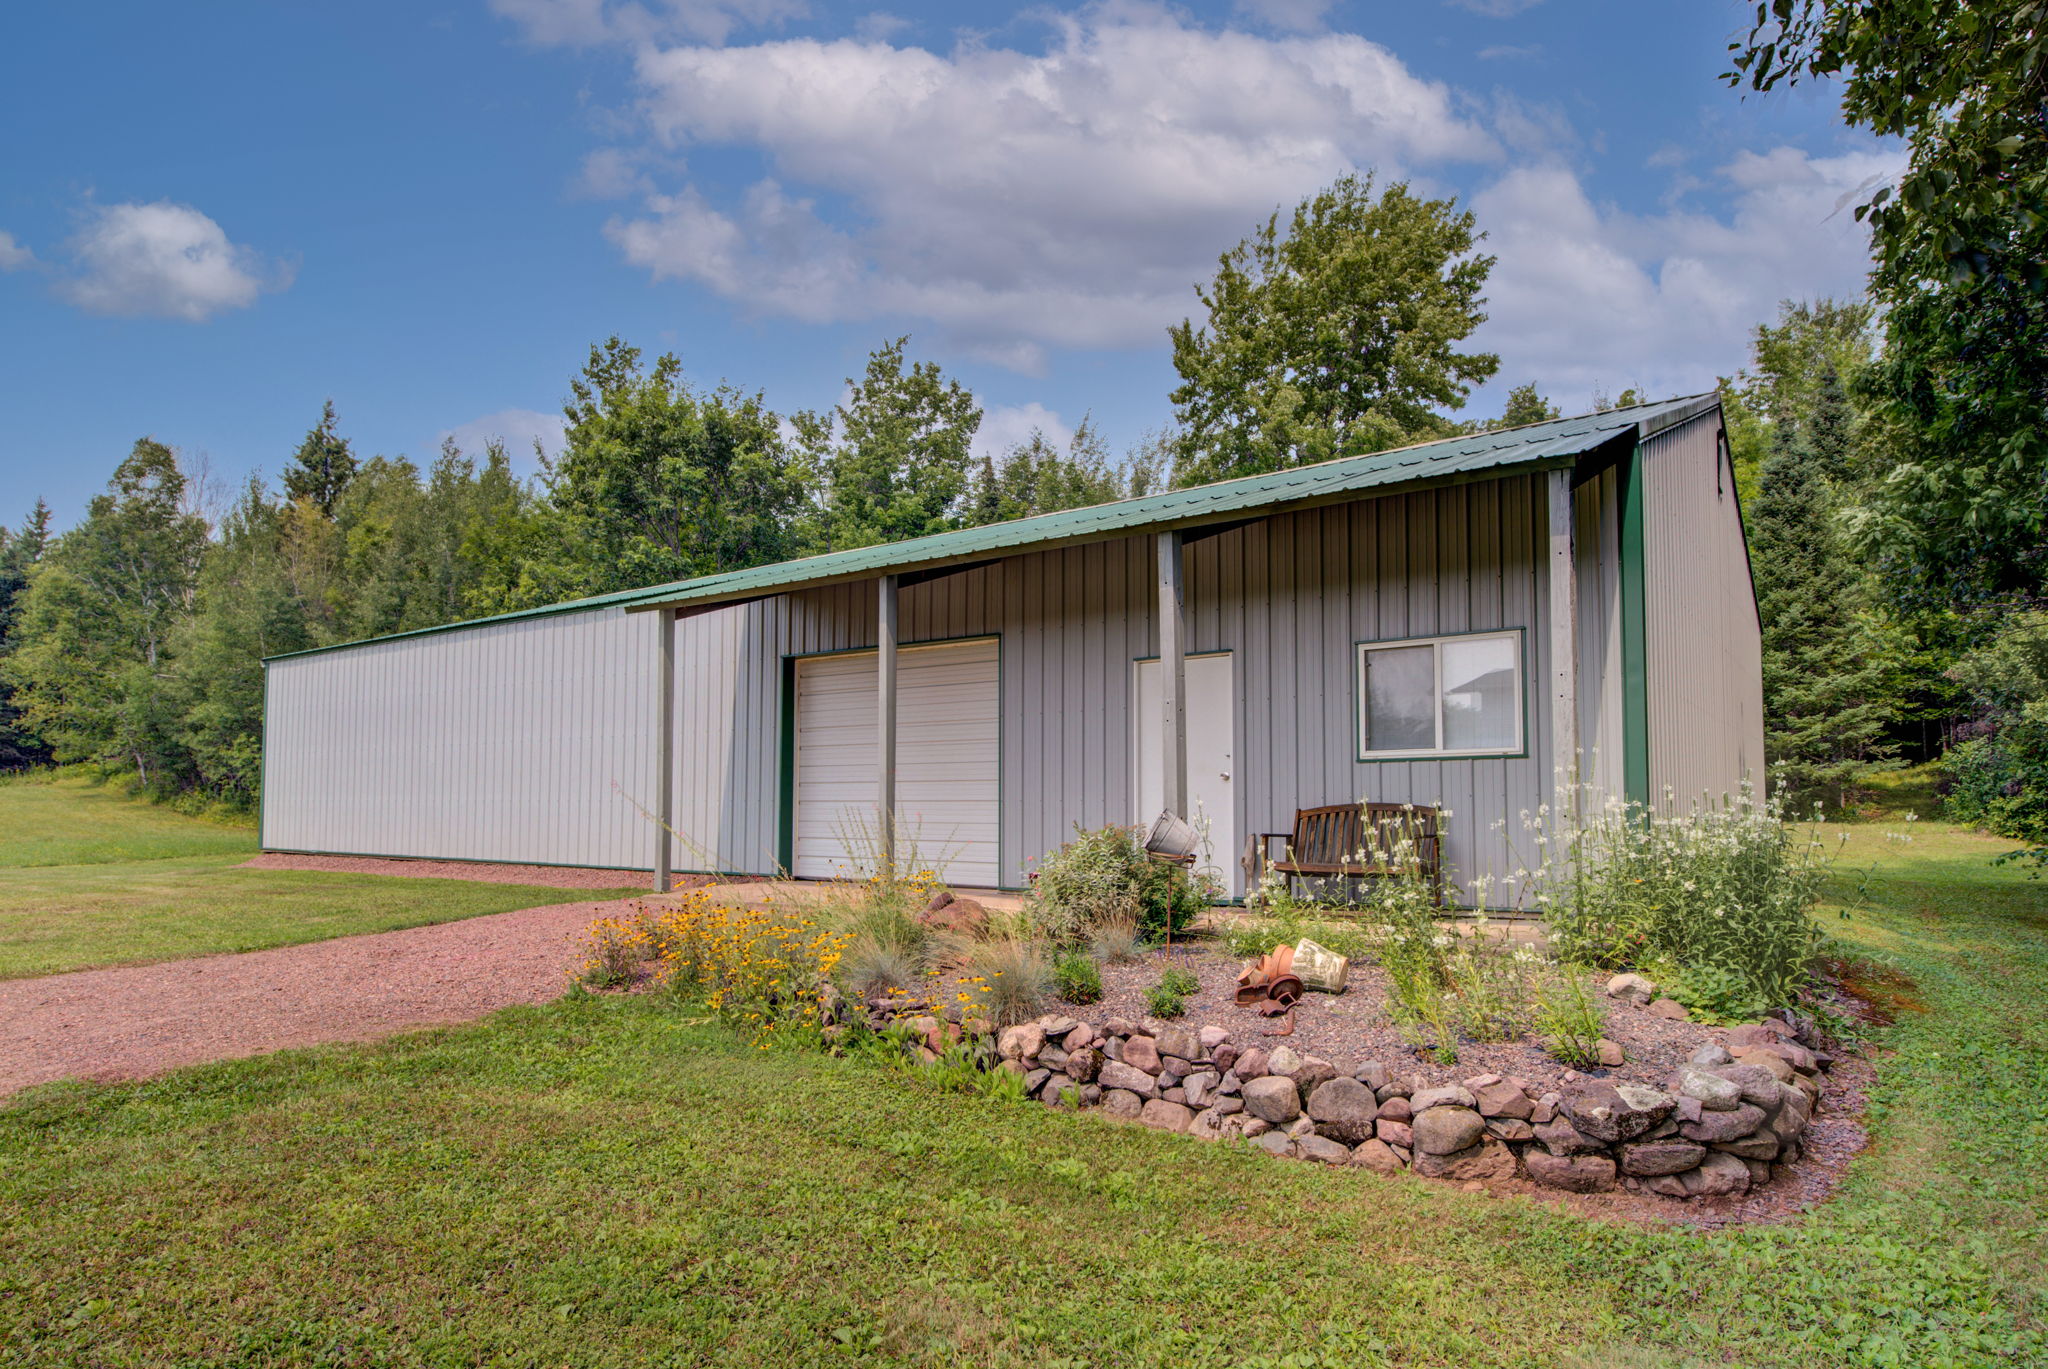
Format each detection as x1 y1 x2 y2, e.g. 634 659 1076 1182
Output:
0 895 642 1102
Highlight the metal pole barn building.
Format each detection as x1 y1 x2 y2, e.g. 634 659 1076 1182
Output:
259 396 1763 903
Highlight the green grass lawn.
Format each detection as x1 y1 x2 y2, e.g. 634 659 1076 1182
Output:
0 776 645 978
0 808 2042 1366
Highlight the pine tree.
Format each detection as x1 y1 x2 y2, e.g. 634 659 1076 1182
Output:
282 400 359 515
1752 422 1895 807
0 500 55 768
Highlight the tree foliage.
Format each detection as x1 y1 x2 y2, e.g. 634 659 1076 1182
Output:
1751 418 1897 805
796 337 982 551
1169 173 1498 484
549 338 805 594
1728 4 2048 610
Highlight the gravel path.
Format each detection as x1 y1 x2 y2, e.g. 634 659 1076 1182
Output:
241 852 652 889
0 895 642 1102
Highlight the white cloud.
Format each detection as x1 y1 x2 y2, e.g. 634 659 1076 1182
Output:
489 0 806 46
852 11 910 42
1231 0 1336 33
605 8 1497 360
58 201 288 322
0 231 33 271
440 408 567 469
1469 145 1900 412
972 401 1073 463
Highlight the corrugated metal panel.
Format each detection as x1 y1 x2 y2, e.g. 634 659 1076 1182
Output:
1574 464 1626 800
261 605 660 870
1641 412 1766 807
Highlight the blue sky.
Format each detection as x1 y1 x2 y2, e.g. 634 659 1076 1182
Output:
0 1 1892 526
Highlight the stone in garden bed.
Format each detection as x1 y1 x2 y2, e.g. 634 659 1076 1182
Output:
1305 1077 1379 1144
1524 1151 1618 1193
1412 1106 1485 1155
1241 1075 1301 1125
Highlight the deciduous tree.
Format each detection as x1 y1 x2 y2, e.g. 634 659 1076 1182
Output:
1168 173 1498 484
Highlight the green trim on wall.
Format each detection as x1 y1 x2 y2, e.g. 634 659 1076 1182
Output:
1619 444 1650 807
777 657 797 874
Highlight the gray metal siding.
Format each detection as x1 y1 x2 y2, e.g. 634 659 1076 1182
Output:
1641 412 1766 807
261 605 661 870
266 473 1566 903
1574 464 1626 801
663 473 1555 903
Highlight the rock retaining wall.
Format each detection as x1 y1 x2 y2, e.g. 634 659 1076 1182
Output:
977 1014 1829 1199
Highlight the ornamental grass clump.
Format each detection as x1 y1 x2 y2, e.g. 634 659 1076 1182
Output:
1029 824 1211 944
1536 780 1835 1009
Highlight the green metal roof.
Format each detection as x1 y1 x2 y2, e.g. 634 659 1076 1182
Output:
265 393 1716 662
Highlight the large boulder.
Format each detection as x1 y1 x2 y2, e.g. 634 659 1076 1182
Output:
1235 1047 1271 1080
1710 1062 1788 1109
1669 1065 1743 1112
1412 1106 1486 1156
1711 1133 1781 1162
1563 1081 1674 1144
1619 1140 1708 1177
1153 1024 1200 1064
1375 1119 1414 1149
1100 1089 1144 1120
1376 1095 1413 1124
997 1023 1045 1062
1294 1134 1353 1165
1064 1047 1102 1083
1351 1138 1404 1174
1605 972 1657 1004
1413 1139 1517 1182
1473 1080 1535 1120
1679 1103 1767 1145
1409 1085 1476 1114
1647 998 1692 1021
1524 1151 1618 1193
1305 1077 1381 1144
1098 1061 1159 1098
1679 1151 1753 1196
1121 1035 1162 1073
1242 1075 1303 1125
1140 1099 1195 1133
1182 1070 1220 1108
1288 1056 1339 1098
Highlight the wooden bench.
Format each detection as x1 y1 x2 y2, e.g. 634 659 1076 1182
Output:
1243 802 1444 904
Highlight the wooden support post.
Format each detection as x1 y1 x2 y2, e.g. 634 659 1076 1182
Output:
1157 530 1187 820
1547 469 1579 813
654 605 675 893
877 574 899 879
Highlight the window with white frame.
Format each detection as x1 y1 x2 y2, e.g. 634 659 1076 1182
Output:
1356 631 1523 759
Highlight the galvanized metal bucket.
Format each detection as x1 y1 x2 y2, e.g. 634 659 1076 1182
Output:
1142 810 1199 863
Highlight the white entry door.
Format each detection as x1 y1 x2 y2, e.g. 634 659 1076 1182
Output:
793 638 1001 886
1132 653 1237 897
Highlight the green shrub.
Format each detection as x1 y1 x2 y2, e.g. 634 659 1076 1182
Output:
1942 711 2048 855
1653 961 1768 1026
1052 949 1103 1004
1029 824 1212 943
1143 965 1199 1018
1539 783 1834 1009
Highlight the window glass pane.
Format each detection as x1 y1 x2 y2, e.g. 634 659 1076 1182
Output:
1363 645 1435 751
1441 635 1518 751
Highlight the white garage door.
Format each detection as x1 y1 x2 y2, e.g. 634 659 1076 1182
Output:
793 638 1000 886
